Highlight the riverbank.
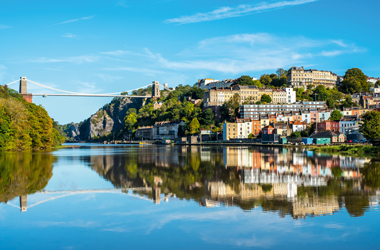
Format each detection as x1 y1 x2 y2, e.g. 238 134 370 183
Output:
311 145 380 158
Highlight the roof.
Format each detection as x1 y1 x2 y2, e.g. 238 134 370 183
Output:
263 125 274 129
309 131 337 138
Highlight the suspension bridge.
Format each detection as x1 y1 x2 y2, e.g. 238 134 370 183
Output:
3 77 172 103
5 187 174 212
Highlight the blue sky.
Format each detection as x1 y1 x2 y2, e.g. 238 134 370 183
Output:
1 0 379 124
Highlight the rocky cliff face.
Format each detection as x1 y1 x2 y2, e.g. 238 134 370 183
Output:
65 97 144 141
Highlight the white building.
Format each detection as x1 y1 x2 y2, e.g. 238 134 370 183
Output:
284 88 296 103
198 78 236 90
292 121 304 132
153 121 185 140
370 85 380 93
223 118 253 141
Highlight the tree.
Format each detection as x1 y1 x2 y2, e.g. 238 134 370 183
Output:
341 77 362 94
261 94 272 103
341 68 368 93
342 95 355 108
312 85 329 101
276 68 287 78
360 111 380 140
200 108 215 126
124 109 137 132
290 132 301 138
376 80 380 87
235 75 254 86
330 110 343 121
189 118 200 134
252 80 262 88
221 93 240 122
326 97 335 109
259 74 272 86
248 133 255 139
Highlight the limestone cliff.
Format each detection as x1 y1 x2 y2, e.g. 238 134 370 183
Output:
63 97 144 141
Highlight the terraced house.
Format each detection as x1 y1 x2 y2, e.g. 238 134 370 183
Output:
287 66 338 88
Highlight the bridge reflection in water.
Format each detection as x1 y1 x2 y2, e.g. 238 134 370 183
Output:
1 146 379 219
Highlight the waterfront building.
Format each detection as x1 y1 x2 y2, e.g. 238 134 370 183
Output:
317 120 340 132
252 118 261 136
223 118 253 141
153 121 185 140
135 126 153 139
339 117 357 134
287 66 338 88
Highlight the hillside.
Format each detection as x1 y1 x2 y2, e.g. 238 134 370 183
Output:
0 86 64 151
60 84 214 141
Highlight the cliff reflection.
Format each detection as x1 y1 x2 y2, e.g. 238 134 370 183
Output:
84 146 379 219
0 152 55 211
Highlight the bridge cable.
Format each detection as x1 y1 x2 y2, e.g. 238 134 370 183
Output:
27 79 154 97
3 80 19 86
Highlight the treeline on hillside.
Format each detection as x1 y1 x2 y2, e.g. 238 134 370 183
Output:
0 86 64 151
125 84 219 135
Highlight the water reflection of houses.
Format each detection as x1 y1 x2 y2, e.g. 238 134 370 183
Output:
223 147 365 181
290 196 339 219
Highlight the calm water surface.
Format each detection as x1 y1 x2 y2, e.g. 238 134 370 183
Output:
0 144 379 249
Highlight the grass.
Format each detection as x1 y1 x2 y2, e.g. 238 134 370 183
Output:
312 145 380 158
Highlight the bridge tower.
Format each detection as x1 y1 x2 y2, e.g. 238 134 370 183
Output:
19 195 27 212
152 81 160 100
152 186 161 204
19 77 33 103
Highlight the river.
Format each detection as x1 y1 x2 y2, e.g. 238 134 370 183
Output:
0 144 379 249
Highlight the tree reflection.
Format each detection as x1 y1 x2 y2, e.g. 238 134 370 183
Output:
0 152 54 203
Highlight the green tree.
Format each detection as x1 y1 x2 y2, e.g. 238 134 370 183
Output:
276 68 287 78
200 108 215 126
189 118 200 134
312 85 329 101
124 109 138 132
326 97 335 109
341 77 362 94
260 74 272 86
235 75 254 86
330 110 343 121
221 93 240 122
290 131 301 138
261 94 272 103
342 95 356 108
360 111 380 140
252 80 262 88
341 68 368 93
248 133 255 139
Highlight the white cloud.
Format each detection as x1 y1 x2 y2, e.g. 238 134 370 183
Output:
31 55 99 64
53 16 94 25
0 24 11 29
103 66 167 76
99 33 362 76
116 0 128 7
77 81 101 94
165 0 318 24
139 33 359 74
96 74 123 82
62 33 77 39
